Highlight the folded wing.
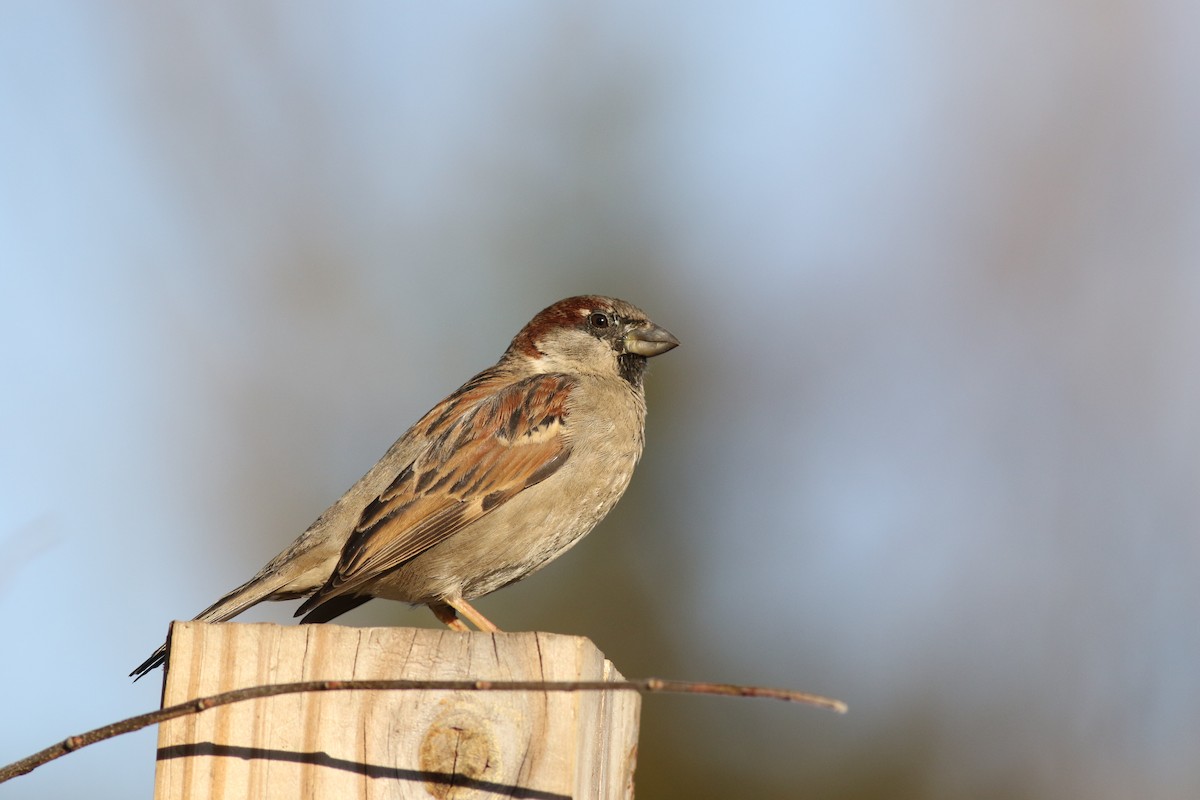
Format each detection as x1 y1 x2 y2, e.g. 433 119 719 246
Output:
295 372 575 617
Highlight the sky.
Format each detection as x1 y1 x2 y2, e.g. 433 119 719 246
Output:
3 3 1200 798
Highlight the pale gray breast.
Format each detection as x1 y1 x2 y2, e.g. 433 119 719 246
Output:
400 374 649 601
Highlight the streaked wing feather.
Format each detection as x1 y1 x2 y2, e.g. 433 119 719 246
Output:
297 372 575 612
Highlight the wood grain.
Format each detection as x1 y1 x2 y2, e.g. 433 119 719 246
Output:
153 622 639 799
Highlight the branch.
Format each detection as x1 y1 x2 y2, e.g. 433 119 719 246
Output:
0 677 845 784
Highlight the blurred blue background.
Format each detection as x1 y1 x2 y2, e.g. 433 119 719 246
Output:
3 3 1199 798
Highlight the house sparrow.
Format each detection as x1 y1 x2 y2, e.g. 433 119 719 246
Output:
131 295 678 679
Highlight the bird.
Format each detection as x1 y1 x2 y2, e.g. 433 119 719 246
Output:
131 295 678 679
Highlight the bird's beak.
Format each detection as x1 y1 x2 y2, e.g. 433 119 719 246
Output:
624 322 680 357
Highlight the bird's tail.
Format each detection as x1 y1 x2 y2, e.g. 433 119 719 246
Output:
129 570 306 681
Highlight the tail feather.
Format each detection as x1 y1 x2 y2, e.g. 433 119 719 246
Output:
129 570 307 681
130 496 375 681
129 645 169 681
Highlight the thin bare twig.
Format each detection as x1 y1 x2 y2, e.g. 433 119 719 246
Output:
0 677 845 784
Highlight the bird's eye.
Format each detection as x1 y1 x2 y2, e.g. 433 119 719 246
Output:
589 312 611 329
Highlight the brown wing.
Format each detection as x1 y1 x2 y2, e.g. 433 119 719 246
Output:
295 372 575 616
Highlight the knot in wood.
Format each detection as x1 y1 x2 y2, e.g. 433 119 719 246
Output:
419 700 499 799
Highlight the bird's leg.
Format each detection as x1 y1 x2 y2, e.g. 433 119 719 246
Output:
430 597 502 633
428 602 472 631
449 597 502 632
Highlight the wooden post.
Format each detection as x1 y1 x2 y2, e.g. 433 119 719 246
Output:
153 622 640 799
